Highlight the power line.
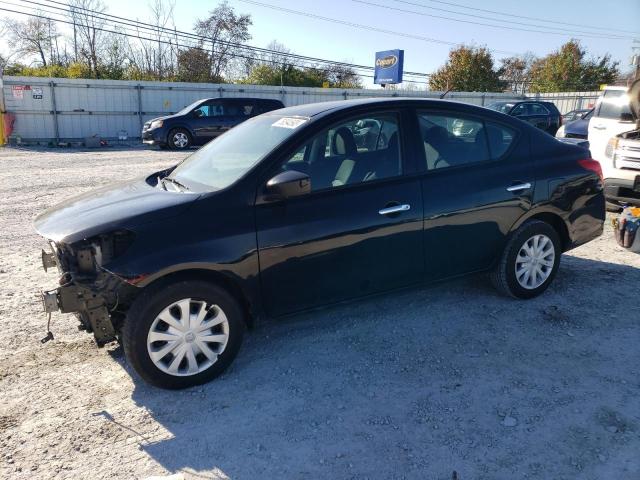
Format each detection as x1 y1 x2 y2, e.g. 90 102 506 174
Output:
368 0 635 40
236 0 520 56
0 4 430 84
11 0 430 79
393 0 640 36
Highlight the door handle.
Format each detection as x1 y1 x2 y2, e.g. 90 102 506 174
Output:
506 182 532 192
378 204 410 215
592 125 606 130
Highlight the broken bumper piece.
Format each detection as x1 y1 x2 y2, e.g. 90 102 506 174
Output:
40 284 116 347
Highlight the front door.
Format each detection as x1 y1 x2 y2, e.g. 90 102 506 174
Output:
255 110 424 316
416 109 533 281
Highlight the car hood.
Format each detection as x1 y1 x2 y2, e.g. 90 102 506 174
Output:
34 176 199 244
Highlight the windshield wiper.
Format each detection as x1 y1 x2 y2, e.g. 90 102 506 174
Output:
161 176 189 191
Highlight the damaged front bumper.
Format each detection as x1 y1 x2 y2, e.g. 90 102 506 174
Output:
40 238 138 347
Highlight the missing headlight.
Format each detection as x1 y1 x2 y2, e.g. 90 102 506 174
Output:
96 230 136 266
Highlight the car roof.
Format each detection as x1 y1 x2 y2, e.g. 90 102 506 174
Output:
197 97 283 102
265 97 510 118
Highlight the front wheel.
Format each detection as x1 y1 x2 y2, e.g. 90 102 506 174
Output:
168 128 191 150
491 220 561 299
122 280 245 389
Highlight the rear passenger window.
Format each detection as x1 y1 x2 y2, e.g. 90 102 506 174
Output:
281 113 402 191
226 101 254 117
530 103 549 115
418 112 516 170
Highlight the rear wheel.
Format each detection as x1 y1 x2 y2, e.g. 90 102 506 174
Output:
168 128 191 150
122 280 245 389
491 220 561 299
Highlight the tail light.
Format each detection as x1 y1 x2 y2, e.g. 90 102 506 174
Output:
578 158 603 183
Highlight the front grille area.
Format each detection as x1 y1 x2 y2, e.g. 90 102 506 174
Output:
616 155 640 171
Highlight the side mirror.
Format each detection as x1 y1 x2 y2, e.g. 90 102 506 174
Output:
264 170 310 201
620 112 634 122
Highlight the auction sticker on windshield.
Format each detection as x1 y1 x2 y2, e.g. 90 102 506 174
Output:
272 117 308 129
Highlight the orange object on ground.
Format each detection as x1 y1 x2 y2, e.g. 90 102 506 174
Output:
3 112 16 138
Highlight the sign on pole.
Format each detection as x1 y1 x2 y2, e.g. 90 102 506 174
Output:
374 49 404 85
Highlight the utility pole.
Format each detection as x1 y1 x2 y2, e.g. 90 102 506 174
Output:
72 6 78 62
632 40 640 82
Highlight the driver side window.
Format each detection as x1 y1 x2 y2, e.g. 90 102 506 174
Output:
281 113 402 191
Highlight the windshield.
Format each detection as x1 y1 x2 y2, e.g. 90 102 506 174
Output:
169 114 308 191
487 102 515 114
176 99 205 116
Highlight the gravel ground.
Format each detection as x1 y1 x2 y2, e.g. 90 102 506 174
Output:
1 145 639 480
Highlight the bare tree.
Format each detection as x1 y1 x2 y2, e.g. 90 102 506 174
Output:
148 0 176 79
499 52 536 94
3 14 59 67
68 0 107 76
194 1 252 81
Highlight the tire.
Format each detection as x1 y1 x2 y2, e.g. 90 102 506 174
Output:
491 220 561 299
167 128 191 150
122 280 245 389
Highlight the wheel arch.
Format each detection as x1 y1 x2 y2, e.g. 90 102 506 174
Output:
134 267 256 328
512 210 571 251
167 125 194 143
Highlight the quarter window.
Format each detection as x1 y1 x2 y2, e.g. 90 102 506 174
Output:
418 112 516 170
281 113 402 191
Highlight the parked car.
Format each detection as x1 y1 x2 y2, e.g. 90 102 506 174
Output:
36 98 605 389
486 100 562 135
556 108 593 140
142 97 285 149
601 80 640 208
562 108 592 122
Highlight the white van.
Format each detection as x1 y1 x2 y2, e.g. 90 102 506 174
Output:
588 86 636 167
600 80 640 207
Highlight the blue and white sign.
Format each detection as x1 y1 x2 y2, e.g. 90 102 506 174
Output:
374 49 404 85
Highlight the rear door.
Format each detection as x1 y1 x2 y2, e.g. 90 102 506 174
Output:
512 103 550 131
224 99 257 128
255 109 424 316
416 109 532 281
589 89 635 163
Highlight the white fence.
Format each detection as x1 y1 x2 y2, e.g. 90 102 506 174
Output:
0 76 601 142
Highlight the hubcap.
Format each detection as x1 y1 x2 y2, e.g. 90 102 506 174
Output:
515 234 555 290
173 132 188 148
147 298 229 377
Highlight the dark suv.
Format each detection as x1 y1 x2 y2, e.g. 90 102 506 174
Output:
142 97 284 149
487 101 562 136
36 98 604 389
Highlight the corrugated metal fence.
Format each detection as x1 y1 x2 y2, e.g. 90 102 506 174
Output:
0 76 600 142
